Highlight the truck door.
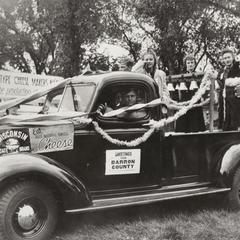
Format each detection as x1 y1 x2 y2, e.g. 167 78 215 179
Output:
74 82 163 191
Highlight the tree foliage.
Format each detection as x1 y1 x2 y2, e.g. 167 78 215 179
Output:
0 0 240 76
133 0 240 73
101 0 142 62
0 0 59 74
53 0 103 77
0 0 103 77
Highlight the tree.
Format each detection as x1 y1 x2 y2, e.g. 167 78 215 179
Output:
203 0 240 17
83 53 111 72
1 0 239 77
0 0 60 74
54 0 104 77
132 0 240 73
0 0 104 77
101 0 142 62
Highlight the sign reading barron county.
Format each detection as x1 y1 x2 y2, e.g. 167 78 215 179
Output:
105 149 141 175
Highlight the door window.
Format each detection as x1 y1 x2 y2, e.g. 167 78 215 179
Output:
95 84 150 122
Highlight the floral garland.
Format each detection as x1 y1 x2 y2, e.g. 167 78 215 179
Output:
92 121 155 147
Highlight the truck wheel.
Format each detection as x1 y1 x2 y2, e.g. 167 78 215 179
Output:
0 181 58 240
228 167 240 210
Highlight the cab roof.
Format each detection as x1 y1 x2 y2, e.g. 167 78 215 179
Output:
69 71 157 88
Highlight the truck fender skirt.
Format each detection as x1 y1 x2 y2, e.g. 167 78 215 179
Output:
0 153 92 210
220 144 240 175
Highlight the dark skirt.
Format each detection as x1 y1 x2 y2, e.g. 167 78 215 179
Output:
175 107 206 133
174 89 206 133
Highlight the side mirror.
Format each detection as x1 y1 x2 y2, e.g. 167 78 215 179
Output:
96 104 107 116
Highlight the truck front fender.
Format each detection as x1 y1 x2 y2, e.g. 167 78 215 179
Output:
0 153 92 210
220 143 240 176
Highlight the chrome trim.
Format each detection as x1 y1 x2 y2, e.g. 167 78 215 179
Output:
94 187 212 203
91 184 160 195
75 128 148 136
91 182 211 198
160 181 209 190
165 129 240 137
65 187 230 213
57 85 67 112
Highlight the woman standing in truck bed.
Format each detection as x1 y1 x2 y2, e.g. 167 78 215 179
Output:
132 48 170 102
175 54 206 133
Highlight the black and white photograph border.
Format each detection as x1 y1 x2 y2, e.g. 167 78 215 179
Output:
0 0 240 239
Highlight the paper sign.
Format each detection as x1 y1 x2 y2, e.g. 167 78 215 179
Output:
105 149 141 175
0 70 63 100
29 123 74 153
0 128 31 155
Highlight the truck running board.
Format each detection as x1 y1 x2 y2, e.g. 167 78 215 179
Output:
65 186 230 213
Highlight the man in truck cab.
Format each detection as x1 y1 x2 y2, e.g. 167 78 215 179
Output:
97 88 147 119
118 88 147 119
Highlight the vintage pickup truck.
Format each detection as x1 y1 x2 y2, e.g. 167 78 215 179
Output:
0 71 239 240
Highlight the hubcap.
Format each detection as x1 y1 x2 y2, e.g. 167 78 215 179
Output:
17 205 38 230
13 198 47 237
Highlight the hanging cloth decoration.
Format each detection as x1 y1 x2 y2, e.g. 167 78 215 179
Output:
167 83 175 91
189 80 198 90
179 82 188 91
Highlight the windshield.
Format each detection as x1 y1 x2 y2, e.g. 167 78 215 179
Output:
41 83 95 114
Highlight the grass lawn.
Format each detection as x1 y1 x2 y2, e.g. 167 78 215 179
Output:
52 194 240 240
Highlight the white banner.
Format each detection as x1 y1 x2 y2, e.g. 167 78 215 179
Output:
0 70 63 100
105 149 141 175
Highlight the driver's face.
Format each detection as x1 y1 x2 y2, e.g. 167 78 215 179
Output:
124 91 137 106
